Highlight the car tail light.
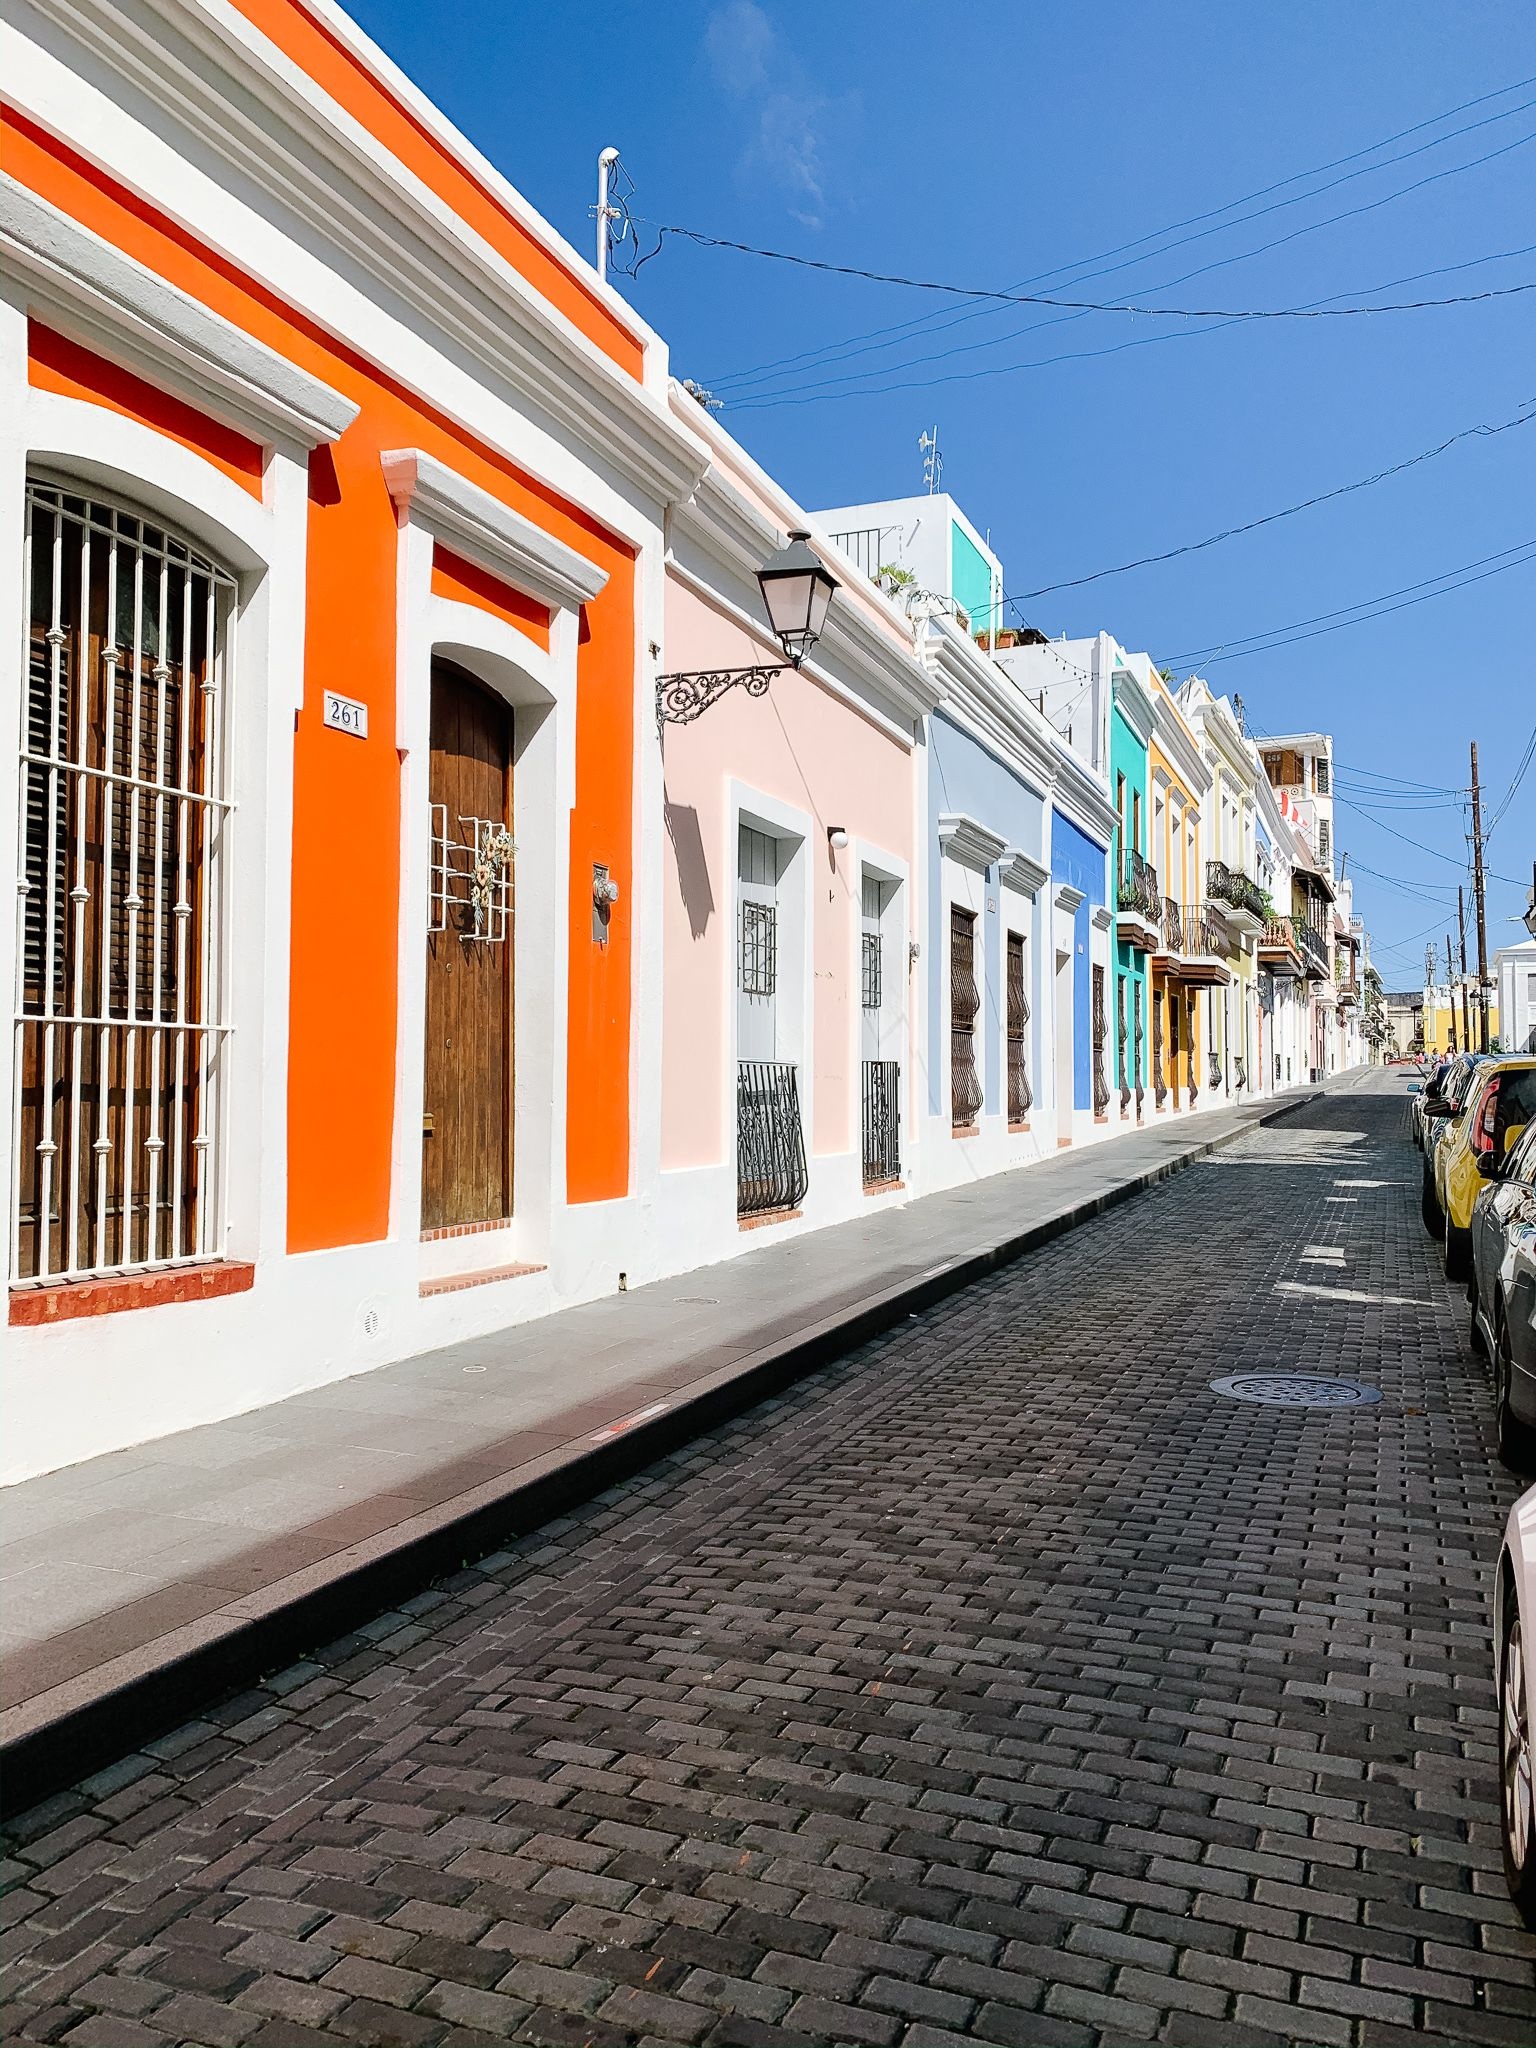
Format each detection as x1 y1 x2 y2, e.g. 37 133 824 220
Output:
1473 1085 1498 1154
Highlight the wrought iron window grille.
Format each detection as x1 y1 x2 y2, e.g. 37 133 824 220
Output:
951 908 982 1126
737 1059 808 1216
862 930 882 1011
739 899 777 996
1092 965 1110 1117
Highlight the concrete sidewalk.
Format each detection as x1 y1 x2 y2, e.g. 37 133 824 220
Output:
0 1086 1323 1805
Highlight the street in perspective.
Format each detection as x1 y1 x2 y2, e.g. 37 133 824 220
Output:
4 1 1536 2045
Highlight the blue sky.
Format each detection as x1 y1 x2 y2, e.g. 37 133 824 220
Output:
354 0 1535 992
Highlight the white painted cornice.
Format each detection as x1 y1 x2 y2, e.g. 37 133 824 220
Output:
1000 848 1049 898
1151 692 1213 799
382 449 607 612
1048 737 1118 848
1092 905 1114 932
920 617 1055 796
0 174 357 449
1055 884 1087 914
938 813 1008 874
1111 667 1155 749
21 0 708 508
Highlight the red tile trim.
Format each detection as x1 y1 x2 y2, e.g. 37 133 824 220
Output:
419 1216 514 1243
418 1262 545 1298
1008 1120 1031 1134
863 1178 905 1196
951 1123 979 1140
9 1262 256 1326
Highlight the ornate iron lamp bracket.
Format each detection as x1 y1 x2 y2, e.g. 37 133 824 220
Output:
656 663 785 734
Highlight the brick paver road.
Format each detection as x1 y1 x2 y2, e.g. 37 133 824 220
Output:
5 1076 1535 2048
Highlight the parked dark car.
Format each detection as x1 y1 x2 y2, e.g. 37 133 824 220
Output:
1471 1118 1536 1468
1413 1052 1457 1152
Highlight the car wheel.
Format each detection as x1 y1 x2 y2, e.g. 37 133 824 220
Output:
1421 1162 1444 1239
1470 1279 1488 1358
1444 1224 1472 1284
1500 1582 1536 1927
1496 1310 1536 1473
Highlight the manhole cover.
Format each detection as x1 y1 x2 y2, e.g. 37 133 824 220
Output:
1210 1373 1381 1408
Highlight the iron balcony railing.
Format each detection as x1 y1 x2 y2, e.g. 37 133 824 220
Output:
1206 858 1267 922
1261 914 1303 957
861 1059 900 1186
1296 918 1330 974
1162 896 1184 953
1117 849 1161 923
1181 902 1232 959
737 1060 809 1218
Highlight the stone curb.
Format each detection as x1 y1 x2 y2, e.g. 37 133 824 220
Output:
0 1088 1321 1814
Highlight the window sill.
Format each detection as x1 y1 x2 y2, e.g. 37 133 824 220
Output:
951 1123 979 1140
863 1177 904 1196
10 1261 256 1326
1008 1120 1031 1134
739 1207 801 1232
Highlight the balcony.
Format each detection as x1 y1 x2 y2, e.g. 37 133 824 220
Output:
1154 898 1232 985
861 1059 901 1187
1296 918 1330 980
738 1061 809 1218
1116 849 1162 951
1206 858 1267 934
1259 915 1305 975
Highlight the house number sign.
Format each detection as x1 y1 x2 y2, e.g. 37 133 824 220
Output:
323 690 368 738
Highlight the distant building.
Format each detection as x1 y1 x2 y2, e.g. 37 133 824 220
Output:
814 493 1004 643
1495 940 1536 1053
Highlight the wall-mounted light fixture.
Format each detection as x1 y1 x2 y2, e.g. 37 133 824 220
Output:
592 862 620 944
656 530 839 733
826 825 849 851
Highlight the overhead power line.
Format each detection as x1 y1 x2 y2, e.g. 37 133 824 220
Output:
706 75 1536 395
1004 404 1535 602
662 226 1536 321
1160 539 1536 666
1487 719 1536 839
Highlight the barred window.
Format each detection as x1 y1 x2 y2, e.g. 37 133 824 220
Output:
13 480 235 1284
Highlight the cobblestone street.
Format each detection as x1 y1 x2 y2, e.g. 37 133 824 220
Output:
5 1072 1533 2048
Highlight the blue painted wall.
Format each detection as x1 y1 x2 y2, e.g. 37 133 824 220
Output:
1050 807 1109 1110
927 711 1047 1117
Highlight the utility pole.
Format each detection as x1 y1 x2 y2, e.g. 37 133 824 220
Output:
1445 936 1457 1052
1470 741 1490 1051
1425 944 1437 1052
1457 886 1471 1056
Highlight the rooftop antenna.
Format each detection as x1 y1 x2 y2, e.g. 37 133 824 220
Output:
595 146 621 283
919 426 942 495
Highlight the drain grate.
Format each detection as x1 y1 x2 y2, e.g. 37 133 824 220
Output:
1210 1373 1381 1408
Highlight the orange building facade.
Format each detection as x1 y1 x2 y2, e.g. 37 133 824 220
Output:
1 0 707 1477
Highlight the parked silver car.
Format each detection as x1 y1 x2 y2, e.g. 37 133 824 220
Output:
1471 1119 1536 1468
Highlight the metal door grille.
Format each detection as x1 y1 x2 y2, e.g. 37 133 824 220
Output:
950 907 982 1126
861 1058 900 1184
1006 929 1031 1121
14 481 234 1284
1117 974 1130 1114
429 807 513 942
1152 989 1166 1108
1092 964 1110 1116
1133 992 1145 1118
740 899 777 996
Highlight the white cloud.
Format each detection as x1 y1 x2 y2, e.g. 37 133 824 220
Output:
705 0 834 228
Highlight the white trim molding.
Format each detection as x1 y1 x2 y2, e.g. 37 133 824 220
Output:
381 448 608 614
1055 884 1087 915
1000 848 1049 898
938 812 1008 875
1091 905 1114 933
0 175 358 449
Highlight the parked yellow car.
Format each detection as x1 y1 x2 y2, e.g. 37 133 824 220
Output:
1438 1057 1536 1281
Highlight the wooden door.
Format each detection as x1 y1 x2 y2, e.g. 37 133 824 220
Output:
421 660 513 1232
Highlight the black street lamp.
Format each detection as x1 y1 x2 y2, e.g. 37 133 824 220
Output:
657 529 839 730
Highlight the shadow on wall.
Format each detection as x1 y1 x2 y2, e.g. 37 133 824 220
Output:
666 800 715 939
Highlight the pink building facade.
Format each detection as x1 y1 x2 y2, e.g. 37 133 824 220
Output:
654 396 938 1268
